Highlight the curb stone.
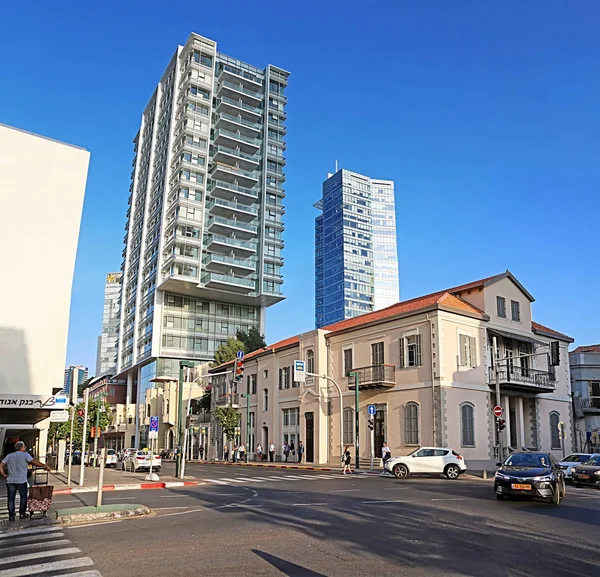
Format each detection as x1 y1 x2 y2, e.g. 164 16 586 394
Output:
58 505 152 526
53 480 206 495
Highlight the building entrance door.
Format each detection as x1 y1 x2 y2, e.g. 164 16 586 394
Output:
374 408 386 458
305 412 314 462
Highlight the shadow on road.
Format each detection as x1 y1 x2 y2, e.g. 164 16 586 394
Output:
252 550 327 576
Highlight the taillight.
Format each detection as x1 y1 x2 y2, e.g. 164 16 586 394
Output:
457 455 463 460
136 456 144 460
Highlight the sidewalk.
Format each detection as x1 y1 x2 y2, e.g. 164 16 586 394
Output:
48 466 203 494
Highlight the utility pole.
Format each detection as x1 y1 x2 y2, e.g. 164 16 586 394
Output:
493 336 503 461
93 392 108 466
66 404 75 485
349 372 360 469
79 388 90 487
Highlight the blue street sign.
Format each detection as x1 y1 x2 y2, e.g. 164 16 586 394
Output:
237 350 245 359
149 416 159 433
368 404 376 416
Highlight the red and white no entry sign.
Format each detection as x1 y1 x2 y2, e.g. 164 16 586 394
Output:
493 405 503 418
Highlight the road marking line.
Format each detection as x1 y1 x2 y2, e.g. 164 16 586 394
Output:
160 494 188 498
8 539 72 553
0 547 82 566
383 487 408 490
224 504 263 508
0 533 66 546
232 477 265 483
66 520 122 529
253 477 283 482
105 497 136 501
329 489 359 493
152 507 188 511
50 571 102 577
291 503 328 506
0 557 94 577
209 493 247 497
430 498 465 501
361 500 409 504
218 478 247 483
157 508 204 517
0 526 62 540
202 479 231 485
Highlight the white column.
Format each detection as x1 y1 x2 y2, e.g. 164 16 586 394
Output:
126 371 133 405
517 397 525 450
503 396 511 448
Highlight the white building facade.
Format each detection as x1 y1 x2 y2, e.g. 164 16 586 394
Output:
0 123 89 457
116 33 289 447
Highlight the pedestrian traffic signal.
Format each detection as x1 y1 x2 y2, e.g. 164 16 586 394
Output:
497 419 506 432
234 358 244 382
368 418 374 431
77 409 84 417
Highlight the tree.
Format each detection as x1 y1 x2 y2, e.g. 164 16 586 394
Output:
212 338 246 367
48 399 113 449
198 385 212 412
236 327 266 353
214 405 240 443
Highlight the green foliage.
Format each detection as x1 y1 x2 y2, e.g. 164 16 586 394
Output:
198 390 212 412
236 327 266 353
48 399 113 449
214 405 240 441
212 338 247 367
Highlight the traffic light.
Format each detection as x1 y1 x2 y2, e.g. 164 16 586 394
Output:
77 409 84 417
497 419 506 432
367 418 374 431
96 427 101 438
90 427 96 438
234 358 244 382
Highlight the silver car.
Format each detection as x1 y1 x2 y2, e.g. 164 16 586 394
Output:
559 453 600 479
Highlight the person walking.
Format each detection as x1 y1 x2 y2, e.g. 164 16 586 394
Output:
381 441 391 475
342 446 352 475
282 442 290 463
0 442 50 521
297 441 304 463
238 443 246 462
223 445 229 462
233 444 239 463
269 441 275 462
256 444 263 462
289 440 295 460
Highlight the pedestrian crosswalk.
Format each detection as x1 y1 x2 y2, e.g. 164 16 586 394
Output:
202 472 355 486
0 496 21 522
0 526 102 577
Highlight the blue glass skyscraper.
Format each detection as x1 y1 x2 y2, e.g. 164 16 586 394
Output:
315 169 399 328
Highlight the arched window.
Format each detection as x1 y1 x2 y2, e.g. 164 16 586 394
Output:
404 403 419 445
549 412 560 449
460 403 475 447
343 407 354 445
306 349 315 374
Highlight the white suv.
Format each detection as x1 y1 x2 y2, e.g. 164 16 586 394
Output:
384 447 467 480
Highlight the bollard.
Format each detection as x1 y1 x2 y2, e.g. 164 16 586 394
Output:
482 469 487 480
96 448 106 507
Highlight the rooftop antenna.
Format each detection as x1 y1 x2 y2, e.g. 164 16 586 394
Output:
335 160 339 172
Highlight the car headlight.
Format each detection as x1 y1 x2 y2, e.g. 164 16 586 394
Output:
594 471 600 476
572 467 578 473
495 472 510 480
532 475 553 482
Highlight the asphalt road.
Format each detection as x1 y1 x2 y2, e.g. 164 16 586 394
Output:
30 466 600 576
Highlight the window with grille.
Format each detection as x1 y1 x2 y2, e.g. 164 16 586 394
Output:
461 404 475 446
511 300 520 321
343 408 354 445
343 348 353 376
371 342 384 365
549 412 560 449
590 382 600 409
404 403 419 445
458 334 476 367
400 335 422 368
497 296 506 318
306 350 315 374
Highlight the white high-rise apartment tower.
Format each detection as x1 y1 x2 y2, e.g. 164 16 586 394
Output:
96 272 122 376
116 33 288 445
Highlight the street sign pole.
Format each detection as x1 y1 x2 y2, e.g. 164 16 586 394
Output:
368 405 376 470
349 372 360 470
79 388 90 487
67 405 75 485
492 336 503 461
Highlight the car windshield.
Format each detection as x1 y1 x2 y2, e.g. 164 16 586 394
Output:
583 456 600 467
136 452 147 456
562 454 591 463
503 454 550 468
107 450 116 455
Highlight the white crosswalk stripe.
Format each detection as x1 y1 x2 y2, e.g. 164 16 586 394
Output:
0 526 102 577
0 497 22 522
203 472 347 486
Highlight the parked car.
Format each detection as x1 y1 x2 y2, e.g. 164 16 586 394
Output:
571 455 600 488
559 453 600 480
105 449 118 468
122 451 161 472
494 451 566 504
384 447 467 479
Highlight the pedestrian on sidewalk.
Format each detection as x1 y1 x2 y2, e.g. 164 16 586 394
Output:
199 445 204 460
381 441 391 474
224 445 229 462
269 442 275 462
256 444 263 461
289 440 295 459
342 446 352 475
239 444 246 462
297 441 304 463
233 444 239 463
282 442 290 463
0 442 50 521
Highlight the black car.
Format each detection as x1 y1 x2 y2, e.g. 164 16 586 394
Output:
494 451 566 504
572 455 600 488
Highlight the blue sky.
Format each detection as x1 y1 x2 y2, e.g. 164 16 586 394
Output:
2 1 598 372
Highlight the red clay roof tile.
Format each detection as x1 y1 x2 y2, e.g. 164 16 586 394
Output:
570 344 600 354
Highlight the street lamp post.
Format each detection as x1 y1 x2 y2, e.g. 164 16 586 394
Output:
93 392 109 466
349 372 360 470
176 361 195 478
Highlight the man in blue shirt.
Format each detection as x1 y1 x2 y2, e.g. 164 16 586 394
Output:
0 441 50 521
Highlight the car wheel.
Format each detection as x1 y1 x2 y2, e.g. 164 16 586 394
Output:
444 464 461 480
156 467 161 472
495 493 505 500
550 484 561 505
393 464 409 479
